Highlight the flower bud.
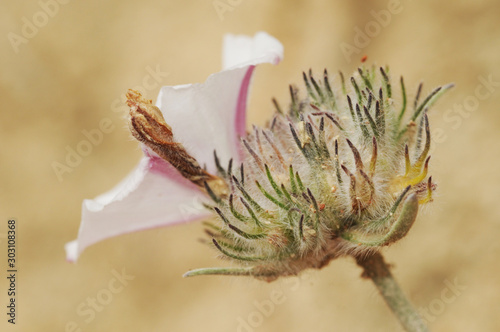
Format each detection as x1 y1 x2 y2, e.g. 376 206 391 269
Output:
179 67 452 281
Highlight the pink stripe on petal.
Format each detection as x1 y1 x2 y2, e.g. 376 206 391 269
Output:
148 156 200 190
141 147 201 191
234 65 255 160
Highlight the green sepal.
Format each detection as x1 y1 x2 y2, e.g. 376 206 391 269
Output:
341 193 419 247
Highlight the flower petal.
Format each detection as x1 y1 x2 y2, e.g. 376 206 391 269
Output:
156 32 283 173
65 157 210 262
66 32 284 262
222 32 283 69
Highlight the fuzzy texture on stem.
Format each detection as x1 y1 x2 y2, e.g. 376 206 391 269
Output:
356 252 430 332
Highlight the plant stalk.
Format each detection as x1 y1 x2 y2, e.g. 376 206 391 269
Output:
355 252 430 332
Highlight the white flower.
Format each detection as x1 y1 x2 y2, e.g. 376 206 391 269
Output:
65 32 284 262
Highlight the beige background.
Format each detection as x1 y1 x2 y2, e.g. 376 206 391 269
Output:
1 0 499 331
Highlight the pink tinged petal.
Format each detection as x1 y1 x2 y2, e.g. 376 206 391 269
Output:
155 32 284 173
65 157 211 262
235 66 255 143
66 32 284 262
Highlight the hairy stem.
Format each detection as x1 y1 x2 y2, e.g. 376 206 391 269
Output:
355 252 430 332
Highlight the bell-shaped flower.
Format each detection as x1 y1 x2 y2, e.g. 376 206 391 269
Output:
65 32 284 262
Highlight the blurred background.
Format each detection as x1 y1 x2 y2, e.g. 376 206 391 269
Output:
1 0 499 331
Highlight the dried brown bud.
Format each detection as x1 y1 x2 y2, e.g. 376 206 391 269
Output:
126 89 228 196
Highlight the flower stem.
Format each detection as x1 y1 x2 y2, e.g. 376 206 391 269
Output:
355 252 430 332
